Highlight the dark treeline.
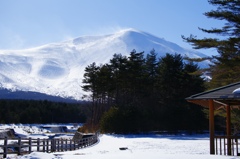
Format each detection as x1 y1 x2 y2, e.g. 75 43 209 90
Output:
82 50 208 133
0 99 88 124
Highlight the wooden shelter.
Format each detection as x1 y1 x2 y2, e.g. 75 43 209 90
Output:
186 81 240 156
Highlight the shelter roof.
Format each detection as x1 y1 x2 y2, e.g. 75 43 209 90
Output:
186 81 240 109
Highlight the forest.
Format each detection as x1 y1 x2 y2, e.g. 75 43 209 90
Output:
81 50 209 133
0 99 88 124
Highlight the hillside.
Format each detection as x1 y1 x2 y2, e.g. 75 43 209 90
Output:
0 28 211 101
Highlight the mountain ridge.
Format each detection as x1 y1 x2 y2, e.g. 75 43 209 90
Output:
0 29 211 101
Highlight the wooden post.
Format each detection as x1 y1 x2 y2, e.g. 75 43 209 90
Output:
51 139 53 152
224 138 226 155
29 137 32 153
226 105 231 155
46 139 49 152
70 140 72 150
3 137 8 158
18 137 21 155
53 139 56 152
57 139 60 151
65 139 68 151
209 99 215 154
43 139 45 152
37 138 40 151
61 139 64 151
236 139 239 156
51 139 56 152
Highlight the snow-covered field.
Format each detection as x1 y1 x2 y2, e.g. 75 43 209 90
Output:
0 124 237 159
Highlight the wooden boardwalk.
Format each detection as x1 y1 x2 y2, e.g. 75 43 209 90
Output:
0 132 99 158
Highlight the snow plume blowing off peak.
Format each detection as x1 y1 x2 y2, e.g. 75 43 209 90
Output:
0 28 211 101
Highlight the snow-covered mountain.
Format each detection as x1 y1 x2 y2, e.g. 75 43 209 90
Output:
0 28 211 101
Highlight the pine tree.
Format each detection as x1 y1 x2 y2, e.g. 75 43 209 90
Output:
126 50 146 106
109 53 129 106
155 53 206 131
145 49 158 84
95 64 114 114
182 0 240 88
144 49 159 112
82 62 100 125
157 53 184 100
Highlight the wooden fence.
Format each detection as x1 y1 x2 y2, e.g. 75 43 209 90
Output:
0 132 99 158
215 135 240 156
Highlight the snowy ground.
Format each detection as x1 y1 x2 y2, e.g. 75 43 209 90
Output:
0 124 238 159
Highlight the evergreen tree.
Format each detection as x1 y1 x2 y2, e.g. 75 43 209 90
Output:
126 50 146 104
82 62 100 96
157 53 184 99
94 64 113 119
143 49 159 122
182 0 240 87
81 62 100 125
109 54 129 106
155 53 206 131
145 49 158 91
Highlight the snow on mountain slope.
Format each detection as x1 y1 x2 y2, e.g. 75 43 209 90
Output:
0 28 211 100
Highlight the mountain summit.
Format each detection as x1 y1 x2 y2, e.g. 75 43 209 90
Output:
0 29 210 100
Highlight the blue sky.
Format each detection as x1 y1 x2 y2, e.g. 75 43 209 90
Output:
0 0 224 55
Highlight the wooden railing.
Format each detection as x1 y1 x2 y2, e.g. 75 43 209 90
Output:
215 135 240 156
0 132 99 158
